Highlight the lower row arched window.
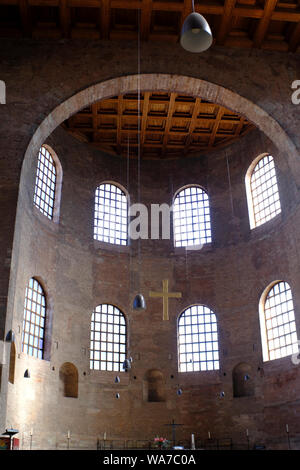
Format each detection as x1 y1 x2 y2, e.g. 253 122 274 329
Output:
20 281 299 370
178 305 219 372
22 277 46 359
260 281 298 362
90 304 127 372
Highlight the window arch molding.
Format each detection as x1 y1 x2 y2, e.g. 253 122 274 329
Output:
89 302 128 372
172 184 212 249
245 152 281 230
177 303 220 372
93 180 129 246
33 144 63 223
259 280 299 362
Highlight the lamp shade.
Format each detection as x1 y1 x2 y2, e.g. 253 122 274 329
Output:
133 293 146 310
122 359 132 372
5 330 15 342
180 12 213 53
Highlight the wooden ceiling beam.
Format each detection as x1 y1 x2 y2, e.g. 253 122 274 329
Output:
28 0 59 5
66 126 252 138
180 0 192 30
208 106 224 148
111 0 141 9
140 91 150 145
62 92 254 159
100 0 110 39
0 0 18 5
67 0 101 6
253 0 278 48
19 0 32 37
59 0 70 37
161 93 177 156
92 102 98 141
272 11 300 22
76 113 245 124
233 116 245 138
217 0 237 45
116 94 123 155
140 0 152 41
233 7 263 19
2 0 300 21
183 97 201 154
289 21 300 51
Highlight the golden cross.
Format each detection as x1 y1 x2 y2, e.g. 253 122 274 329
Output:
149 279 182 321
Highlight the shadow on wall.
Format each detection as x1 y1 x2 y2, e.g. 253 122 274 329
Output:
143 369 166 402
232 362 254 398
59 362 79 398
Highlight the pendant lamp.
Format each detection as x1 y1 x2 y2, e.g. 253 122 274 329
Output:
180 0 213 53
133 293 146 311
132 11 146 312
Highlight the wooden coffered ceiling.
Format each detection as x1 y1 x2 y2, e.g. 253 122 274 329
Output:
62 92 255 159
0 0 299 52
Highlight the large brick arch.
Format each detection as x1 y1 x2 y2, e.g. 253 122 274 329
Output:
22 74 299 186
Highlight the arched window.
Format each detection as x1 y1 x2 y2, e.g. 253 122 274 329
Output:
259 281 298 362
90 304 127 372
94 183 128 245
178 305 219 372
22 278 46 359
34 145 58 220
173 185 211 248
246 154 281 229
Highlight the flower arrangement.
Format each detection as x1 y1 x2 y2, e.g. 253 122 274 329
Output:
154 437 170 449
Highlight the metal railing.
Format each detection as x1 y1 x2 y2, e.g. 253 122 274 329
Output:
96 437 233 450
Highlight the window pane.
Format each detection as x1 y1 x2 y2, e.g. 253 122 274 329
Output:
21 278 46 359
173 186 212 248
33 146 56 220
94 183 128 245
90 304 127 371
263 282 298 361
250 155 281 228
178 305 219 372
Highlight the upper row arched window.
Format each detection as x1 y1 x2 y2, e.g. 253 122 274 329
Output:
94 183 128 245
33 145 62 222
34 145 57 219
173 185 212 248
33 147 282 242
246 153 281 229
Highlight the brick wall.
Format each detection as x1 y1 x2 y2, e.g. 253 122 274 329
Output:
0 38 299 449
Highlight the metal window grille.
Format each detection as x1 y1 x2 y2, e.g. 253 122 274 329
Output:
264 282 298 361
22 278 46 359
173 186 211 247
90 304 127 372
33 146 56 220
178 305 219 372
94 183 128 245
250 155 281 227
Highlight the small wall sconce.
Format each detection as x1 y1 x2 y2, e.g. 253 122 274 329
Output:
5 330 15 342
